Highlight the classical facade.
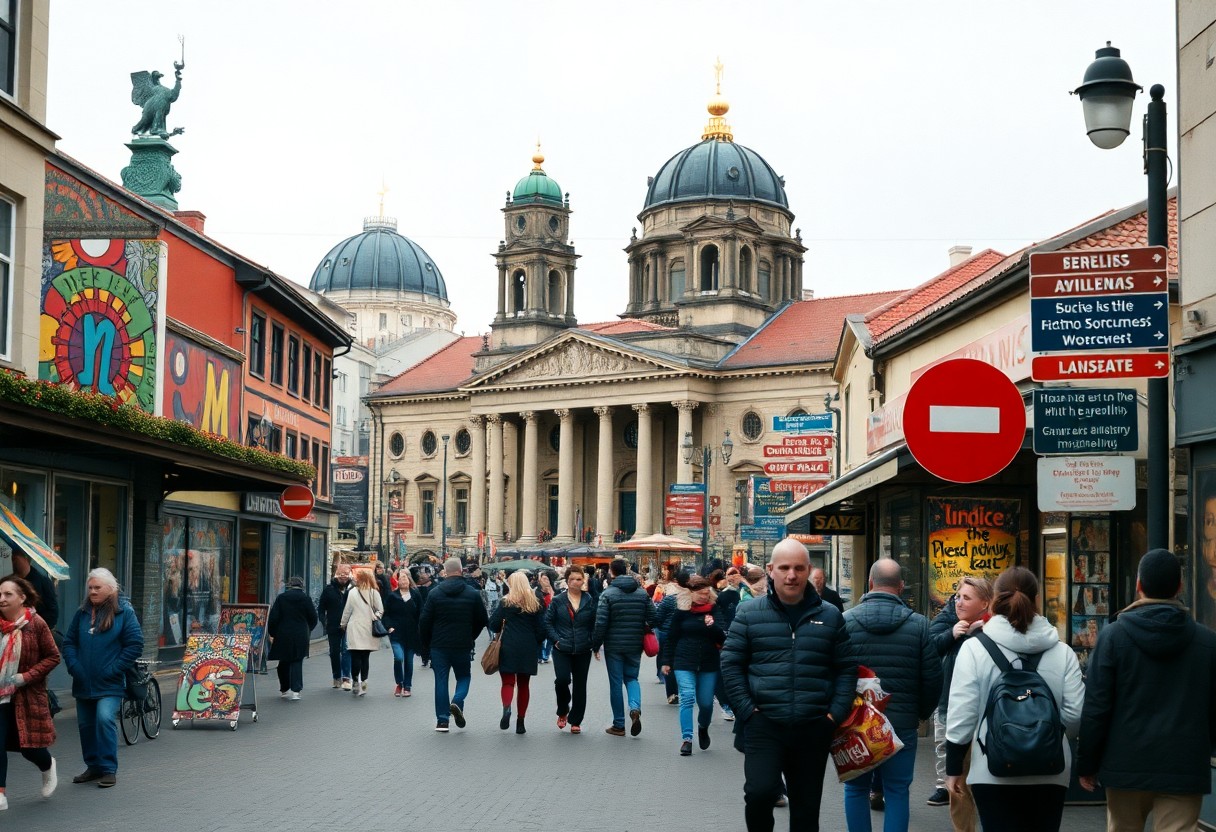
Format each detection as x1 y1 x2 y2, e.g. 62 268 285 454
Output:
366 82 900 563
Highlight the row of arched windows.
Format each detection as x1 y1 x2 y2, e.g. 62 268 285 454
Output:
509 268 567 317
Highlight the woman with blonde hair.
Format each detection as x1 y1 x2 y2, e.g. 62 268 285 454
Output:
383 568 421 697
340 569 385 697
489 571 544 733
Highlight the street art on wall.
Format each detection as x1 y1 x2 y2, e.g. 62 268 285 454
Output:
173 633 251 722
218 604 269 672
40 238 163 412
164 332 240 438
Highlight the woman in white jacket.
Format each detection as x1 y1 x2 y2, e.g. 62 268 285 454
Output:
340 570 385 697
944 567 1084 832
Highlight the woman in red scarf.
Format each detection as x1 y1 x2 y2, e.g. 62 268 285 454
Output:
659 573 726 756
0 574 61 810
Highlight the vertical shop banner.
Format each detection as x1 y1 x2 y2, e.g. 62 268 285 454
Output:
332 456 369 529
218 604 270 672
173 633 251 722
927 497 1020 613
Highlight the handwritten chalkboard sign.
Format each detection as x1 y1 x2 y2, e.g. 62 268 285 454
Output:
173 634 251 726
218 604 270 672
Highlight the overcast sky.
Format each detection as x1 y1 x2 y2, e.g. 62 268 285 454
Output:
47 1 1177 336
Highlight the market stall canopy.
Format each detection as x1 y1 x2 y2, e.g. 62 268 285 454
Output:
486 559 549 573
616 533 701 552
0 503 70 580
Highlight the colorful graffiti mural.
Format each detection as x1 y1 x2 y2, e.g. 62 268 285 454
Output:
40 239 162 412
218 604 270 672
164 332 240 439
173 633 251 722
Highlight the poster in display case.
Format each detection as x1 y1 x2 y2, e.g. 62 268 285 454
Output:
1068 515 1111 672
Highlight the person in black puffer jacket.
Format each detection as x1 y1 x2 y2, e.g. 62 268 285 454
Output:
720 539 857 832
419 559 488 732
544 564 597 733
661 574 726 757
841 558 942 831
382 567 422 698
592 558 656 737
316 564 353 689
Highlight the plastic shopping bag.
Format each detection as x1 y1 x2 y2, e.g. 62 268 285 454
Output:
830 665 905 782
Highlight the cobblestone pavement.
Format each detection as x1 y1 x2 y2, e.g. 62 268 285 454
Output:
7 636 1108 832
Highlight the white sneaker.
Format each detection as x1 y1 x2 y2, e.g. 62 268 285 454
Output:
341 679 352 691
289 692 301 701
280 691 289 699
0 791 8 809
41 757 57 798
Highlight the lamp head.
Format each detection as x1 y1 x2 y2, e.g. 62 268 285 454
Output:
720 429 733 464
1074 42 1142 150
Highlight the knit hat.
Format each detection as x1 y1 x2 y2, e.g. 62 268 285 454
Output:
1137 548 1181 599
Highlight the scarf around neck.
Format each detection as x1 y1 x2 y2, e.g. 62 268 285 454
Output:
0 607 33 698
690 601 715 614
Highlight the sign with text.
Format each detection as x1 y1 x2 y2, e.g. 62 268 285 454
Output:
1033 389 1138 455
927 497 1019 615
780 434 834 451
1030 294 1168 353
768 479 828 502
669 482 706 494
1031 352 1169 381
772 413 833 432
741 525 782 541
331 456 369 530
1037 456 1136 511
763 460 832 476
751 477 793 516
786 509 866 536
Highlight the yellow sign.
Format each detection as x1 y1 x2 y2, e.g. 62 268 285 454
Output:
926 497 1020 614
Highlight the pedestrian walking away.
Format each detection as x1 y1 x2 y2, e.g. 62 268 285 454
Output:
267 576 318 700
841 559 943 832
544 564 597 734
413 566 436 667
945 567 1084 832
383 568 422 697
340 570 385 697
720 538 858 832
1075 549 1216 832
660 573 727 758
928 577 992 831
419 558 488 732
61 568 143 789
0 575 60 811
592 558 656 737
317 563 353 689
489 572 545 734
810 568 845 614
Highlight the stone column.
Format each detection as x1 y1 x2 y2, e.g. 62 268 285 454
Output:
686 241 698 295
632 403 654 537
496 264 507 317
487 414 504 540
565 263 576 319
555 408 575 542
648 251 660 306
725 237 738 291
518 411 538 544
673 400 699 483
794 257 804 299
468 415 486 545
594 406 614 542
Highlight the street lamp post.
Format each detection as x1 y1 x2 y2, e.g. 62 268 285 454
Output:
682 429 733 567
1074 43 1170 550
440 434 450 560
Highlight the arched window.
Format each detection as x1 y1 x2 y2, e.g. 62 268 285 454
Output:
548 270 563 314
511 270 526 316
739 246 754 293
699 244 720 291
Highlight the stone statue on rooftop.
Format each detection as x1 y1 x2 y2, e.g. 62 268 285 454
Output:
130 39 186 139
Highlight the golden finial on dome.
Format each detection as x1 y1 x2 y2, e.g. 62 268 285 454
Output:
532 138 545 171
702 57 734 141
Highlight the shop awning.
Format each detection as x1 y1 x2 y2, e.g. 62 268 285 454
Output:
0 503 70 581
784 446 910 523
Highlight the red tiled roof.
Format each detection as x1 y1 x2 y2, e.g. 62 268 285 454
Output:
1055 195 1179 274
720 291 907 368
375 335 482 396
866 250 1008 341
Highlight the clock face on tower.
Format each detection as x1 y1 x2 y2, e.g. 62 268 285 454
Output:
513 215 527 235
548 216 560 235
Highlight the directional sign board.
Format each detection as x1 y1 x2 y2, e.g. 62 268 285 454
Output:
1028 246 1170 381
772 414 833 432
764 460 831 476
741 525 783 541
1032 388 1138 454
669 482 706 494
903 358 1026 484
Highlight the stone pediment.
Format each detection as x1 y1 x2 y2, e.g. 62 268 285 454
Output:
471 337 679 389
681 214 765 236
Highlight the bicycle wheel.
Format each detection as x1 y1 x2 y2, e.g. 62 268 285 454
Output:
141 678 161 739
120 696 141 745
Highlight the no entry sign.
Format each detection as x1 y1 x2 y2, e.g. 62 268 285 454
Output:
279 485 315 521
903 358 1026 483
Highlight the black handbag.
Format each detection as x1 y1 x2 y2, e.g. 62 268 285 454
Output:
363 590 389 638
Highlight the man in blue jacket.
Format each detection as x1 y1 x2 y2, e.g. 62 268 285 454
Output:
721 538 858 832
842 558 942 831
1076 548 1216 831
592 558 656 737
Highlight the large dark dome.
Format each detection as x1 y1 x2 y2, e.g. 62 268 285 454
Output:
643 139 788 212
309 217 448 300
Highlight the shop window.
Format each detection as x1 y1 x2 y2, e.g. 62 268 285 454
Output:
421 488 435 535
270 323 284 386
322 357 332 411
421 430 438 456
455 428 471 455
454 487 469 535
880 491 923 612
0 467 48 537
302 344 312 400
162 515 233 649
0 0 14 97
741 411 763 441
285 431 297 459
312 352 323 406
249 312 266 378
0 198 12 358
287 335 300 395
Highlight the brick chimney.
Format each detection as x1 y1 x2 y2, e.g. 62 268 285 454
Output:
175 210 206 234
948 245 973 267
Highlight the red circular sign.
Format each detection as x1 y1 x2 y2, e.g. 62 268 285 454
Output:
279 485 315 521
903 358 1026 483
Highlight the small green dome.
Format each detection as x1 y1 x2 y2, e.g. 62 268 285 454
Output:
512 168 563 205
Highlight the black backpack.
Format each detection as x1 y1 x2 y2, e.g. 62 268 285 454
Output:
975 632 1065 777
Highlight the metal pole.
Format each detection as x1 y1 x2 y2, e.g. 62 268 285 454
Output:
1145 84 1169 551
441 435 450 560
703 446 711 570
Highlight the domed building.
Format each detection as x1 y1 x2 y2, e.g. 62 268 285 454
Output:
310 215 456 350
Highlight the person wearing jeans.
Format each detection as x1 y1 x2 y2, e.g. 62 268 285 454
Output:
383 568 422 697
592 559 655 736
418 558 488 731
429 649 471 725
317 564 353 689
660 573 726 756
602 652 642 733
843 733 919 830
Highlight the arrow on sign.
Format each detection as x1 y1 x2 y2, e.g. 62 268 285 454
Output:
1155 331 1165 340
1153 252 1163 263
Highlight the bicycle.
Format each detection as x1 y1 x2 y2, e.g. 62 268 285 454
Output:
120 659 162 745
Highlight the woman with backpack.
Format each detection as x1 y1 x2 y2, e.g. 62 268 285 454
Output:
944 567 1084 832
